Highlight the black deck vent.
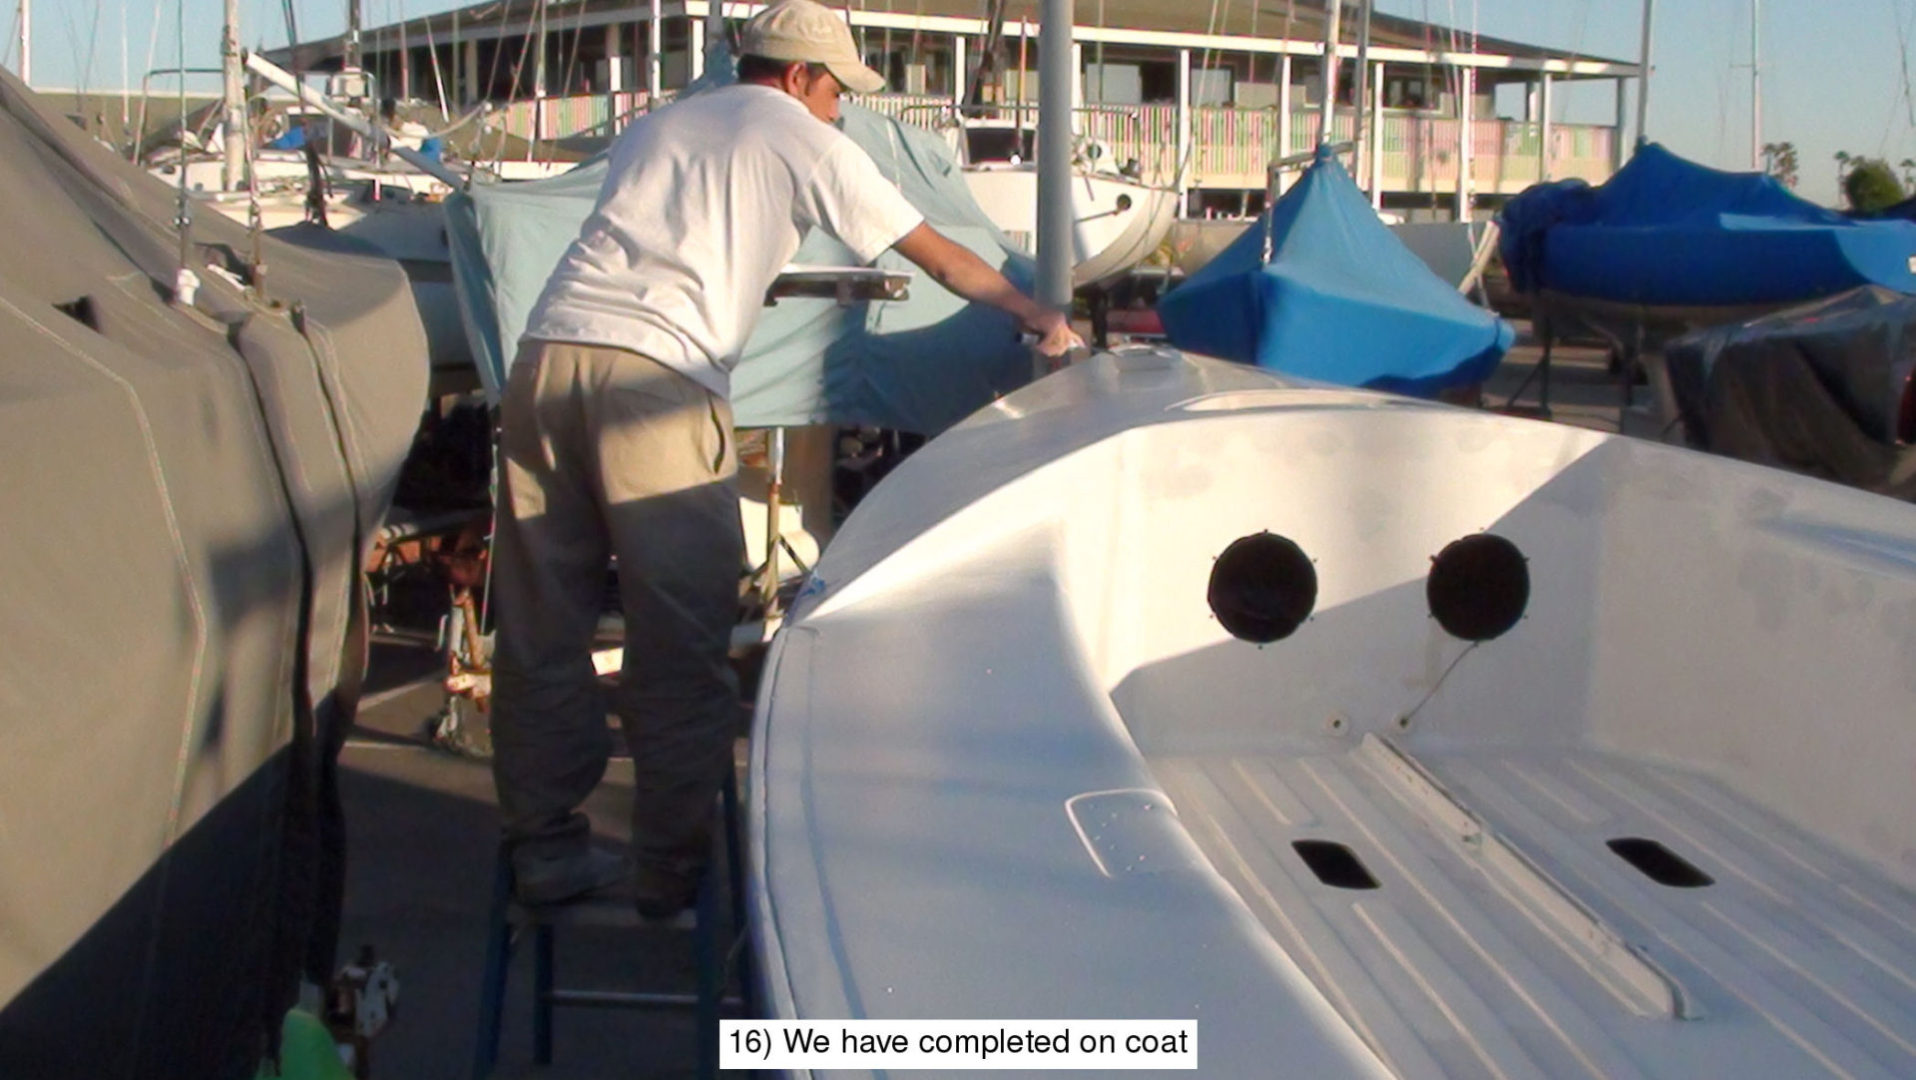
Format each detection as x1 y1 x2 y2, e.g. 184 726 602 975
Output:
1208 532 1316 643
1427 533 1529 641
54 296 99 332
1608 838 1714 888
1292 840 1380 890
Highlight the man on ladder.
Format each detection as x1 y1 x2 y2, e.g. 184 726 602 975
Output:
492 0 1082 918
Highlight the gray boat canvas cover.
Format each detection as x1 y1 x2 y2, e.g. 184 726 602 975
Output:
1665 285 1916 500
447 100 1038 433
0 69 427 1077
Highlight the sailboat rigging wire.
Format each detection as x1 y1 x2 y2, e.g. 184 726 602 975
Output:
471 0 520 168
1092 0 1104 103
119 0 129 139
527 0 552 160
74 0 107 109
505 0 538 116
130 0 164 159
1893 0 1916 128
245 99 266 297
480 0 514 103
1421 0 1439 211
173 0 192 295
425 7 450 117
968 0 1006 110
1710 0 1735 162
1174 0 1231 190
560 0 589 109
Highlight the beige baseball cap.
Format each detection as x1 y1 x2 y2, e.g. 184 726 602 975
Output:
740 0 887 95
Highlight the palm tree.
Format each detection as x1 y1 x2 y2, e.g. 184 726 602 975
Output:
1761 141 1799 188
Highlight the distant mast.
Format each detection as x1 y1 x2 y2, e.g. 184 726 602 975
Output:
345 0 363 72
15 0 27 84
1319 0 1341 147
222 0 245 191
1750 0 1762 169
1635 0 1654 147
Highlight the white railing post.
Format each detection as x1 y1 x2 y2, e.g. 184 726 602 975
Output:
1369 59 1384 207
952 34 966 107
1277 53 1292 168
690 16 705 82
1176 47 1192 203
648 0 662 99
1539 71 1554 180
604 23 623 133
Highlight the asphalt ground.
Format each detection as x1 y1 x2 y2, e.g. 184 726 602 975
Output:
339 323 1660 1078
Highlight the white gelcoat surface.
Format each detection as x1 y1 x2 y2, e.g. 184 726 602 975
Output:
752 348 1916 1079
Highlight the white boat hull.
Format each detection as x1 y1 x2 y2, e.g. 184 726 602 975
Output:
962 166 1178 288
751 347 1916 1077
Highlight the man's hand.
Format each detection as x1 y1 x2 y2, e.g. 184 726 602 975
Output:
1026 309 1087 358
892 224 1088 361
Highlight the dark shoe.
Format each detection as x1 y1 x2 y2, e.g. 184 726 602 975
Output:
512 846 628 906
633 863 702 923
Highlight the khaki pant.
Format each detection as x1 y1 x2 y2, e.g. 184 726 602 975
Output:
491 340 743 889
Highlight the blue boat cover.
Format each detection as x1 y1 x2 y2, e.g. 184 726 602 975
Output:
446 100 1036 433
1156 147 1513 397
1498 142 1916 306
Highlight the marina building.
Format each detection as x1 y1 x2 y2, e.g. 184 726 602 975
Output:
268 1 1642 220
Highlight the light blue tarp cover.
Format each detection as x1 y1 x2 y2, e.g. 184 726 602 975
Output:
1156 147 1513 397
446 99 1036 433
1498 142 1916 306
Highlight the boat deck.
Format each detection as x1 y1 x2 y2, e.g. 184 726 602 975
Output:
1155 741 1916 1080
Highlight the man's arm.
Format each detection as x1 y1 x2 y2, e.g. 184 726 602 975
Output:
891 223 1084 357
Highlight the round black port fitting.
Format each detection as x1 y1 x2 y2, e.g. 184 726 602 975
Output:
1208 532 1317 643
1427 533 1529 641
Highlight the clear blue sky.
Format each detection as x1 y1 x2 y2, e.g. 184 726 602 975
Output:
12 0 1915 205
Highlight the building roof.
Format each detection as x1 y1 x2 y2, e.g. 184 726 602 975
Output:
267 0 1638 77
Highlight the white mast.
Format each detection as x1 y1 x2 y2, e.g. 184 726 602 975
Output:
15 0 28 84
1635 0 1653 146
221 0 245 191
1319 0 1341 145
1034 0 1072 309
1750 0 1762 169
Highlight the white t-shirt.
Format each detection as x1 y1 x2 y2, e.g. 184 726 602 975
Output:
521 85 925 397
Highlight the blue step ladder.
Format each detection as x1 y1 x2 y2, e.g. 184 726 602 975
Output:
471 768 751 1079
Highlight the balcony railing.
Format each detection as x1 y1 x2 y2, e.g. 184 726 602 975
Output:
496 92 1617 197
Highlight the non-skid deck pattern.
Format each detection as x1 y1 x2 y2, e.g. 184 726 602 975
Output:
1153 742 1916 1080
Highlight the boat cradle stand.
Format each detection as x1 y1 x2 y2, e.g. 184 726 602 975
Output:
469 768 751 1080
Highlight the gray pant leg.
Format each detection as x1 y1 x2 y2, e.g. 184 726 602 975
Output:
490 344 615 852
592 355 745 884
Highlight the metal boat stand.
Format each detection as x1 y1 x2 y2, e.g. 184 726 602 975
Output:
741 267 912 627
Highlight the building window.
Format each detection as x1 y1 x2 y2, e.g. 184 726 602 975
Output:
1192 67 1232 106
1137 60 1179 104
1083 62 1142 105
